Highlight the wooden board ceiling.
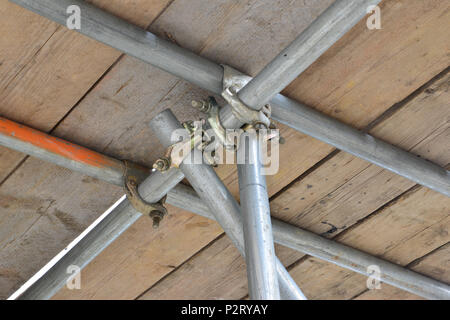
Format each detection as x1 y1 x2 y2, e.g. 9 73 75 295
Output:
0 0 448 299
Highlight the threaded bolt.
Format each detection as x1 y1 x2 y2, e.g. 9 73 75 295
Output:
191 100 210 113
153 158 170 172
228 86 238 94
150 211 164 229
152 216 161 229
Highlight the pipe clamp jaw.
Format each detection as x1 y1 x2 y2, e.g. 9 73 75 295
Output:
192 65 283 147
221 65 272 130
123 161 167 229
152 119 217 172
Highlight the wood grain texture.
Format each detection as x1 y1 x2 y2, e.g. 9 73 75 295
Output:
0 0 174 298
138 234 247 300
271 73 450 237
0 0 172 182
286 187 449 299
0 1 59 182
283 0 450 129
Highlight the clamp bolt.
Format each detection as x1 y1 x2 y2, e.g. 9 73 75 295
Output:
191 100 211 113
228 86 238 94
150 211 165 229
153 158 170 172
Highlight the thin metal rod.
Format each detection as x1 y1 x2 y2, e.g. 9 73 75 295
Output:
237 131 280 299
11 0 449 196
4 117 448 299
151 110 306 300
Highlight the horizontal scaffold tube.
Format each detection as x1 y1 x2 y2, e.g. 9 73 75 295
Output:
2 116 448 300
10 0 449 196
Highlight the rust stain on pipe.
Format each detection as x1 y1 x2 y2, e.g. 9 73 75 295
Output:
0 117 125 171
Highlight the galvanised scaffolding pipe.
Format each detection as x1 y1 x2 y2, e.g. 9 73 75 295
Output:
237 131 280 299
239 0 382 108
224 1 378 298
171 184 450 300
3 117 448 299
2 116 299 299
10 0 449 196
219 0 382 128
6 0 449 299
10 0 224 94
270 96 450 197
150 109 307 300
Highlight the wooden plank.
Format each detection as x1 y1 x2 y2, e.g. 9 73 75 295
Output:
0 1 58 182
283 0 450 129
137 70 449 299
55 0 449 299
0 1 172 182
0 160 125 296
138 234 246 300
286 188 449 299
355 286 424 300
271 71 449 265
271 72 450 237
0 0 177 298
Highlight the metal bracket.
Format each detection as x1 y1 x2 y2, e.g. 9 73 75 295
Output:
205 97 235 150
153 120 217 171
221 65 271 129
123 161 167 229
190 65 281 152
222 64 252 91
191 66 284 150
